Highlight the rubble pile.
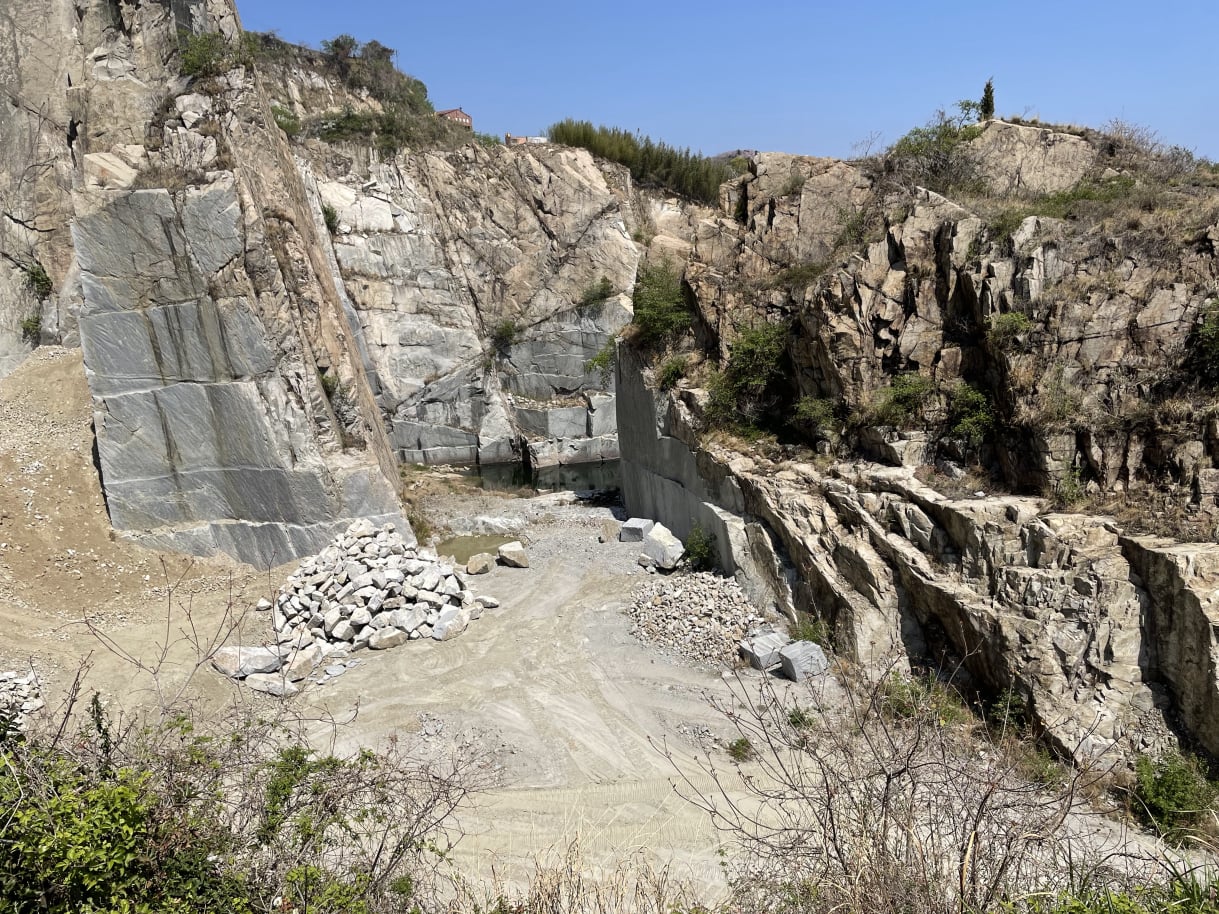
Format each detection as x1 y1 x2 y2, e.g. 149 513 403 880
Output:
0 670 43 732
625 572 767 664
212 520 500 695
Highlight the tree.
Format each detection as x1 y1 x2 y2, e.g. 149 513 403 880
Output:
321 33 359 59
981 78 995 120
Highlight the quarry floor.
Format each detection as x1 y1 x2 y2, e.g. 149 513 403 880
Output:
0 347 761 895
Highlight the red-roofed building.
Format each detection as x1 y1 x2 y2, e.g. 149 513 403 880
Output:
436 108 472 129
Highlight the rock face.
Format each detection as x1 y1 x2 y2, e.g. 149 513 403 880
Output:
310 140 639 471
617 121 1219 759
2 2 647 564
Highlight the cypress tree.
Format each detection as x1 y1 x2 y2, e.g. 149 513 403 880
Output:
980 78 995 120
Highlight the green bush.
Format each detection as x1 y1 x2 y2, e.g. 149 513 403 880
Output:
683 522 717 571
657 355 686 390
779 174 806 196
988 311 1033 350
546 118 735 205
322 203 339 235
178 30 243 78
706 322 788 429
1133 750 1217 841
19 314 40 345
883 102 985 194
490 318 520 352
880 672 968 726
1192 299 1219 385
630 259 693 346
795 396 838 440
791 613 830 646
947 382 994 448
868 372 934 427
980 78 995 120
23 261 51 298
727 737 754 762
579 275 614 308
270 104 300 137
585 338 615 386
771 259 831 291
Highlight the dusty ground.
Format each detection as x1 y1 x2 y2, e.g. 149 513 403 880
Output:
0 348 765 895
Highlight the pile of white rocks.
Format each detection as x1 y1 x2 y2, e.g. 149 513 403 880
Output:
625 572 768 664
212 520 500 696
0 670 44 733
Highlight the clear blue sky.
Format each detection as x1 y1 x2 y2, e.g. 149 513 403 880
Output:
236 0 1219 161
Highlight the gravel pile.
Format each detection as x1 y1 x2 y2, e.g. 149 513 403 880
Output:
0 670 43 733
626 572 768 665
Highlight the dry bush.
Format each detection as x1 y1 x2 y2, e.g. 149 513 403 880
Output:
669 667 1163 914
452 841 705 914
1 569 487 913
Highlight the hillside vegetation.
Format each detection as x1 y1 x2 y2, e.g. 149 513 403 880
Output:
547 118 742 204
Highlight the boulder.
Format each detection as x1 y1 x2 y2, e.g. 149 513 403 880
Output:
598 519 622 543
475 595 500 609
369 628 409 650
497 541 529 568
432 606 471 641
466 553 494 574
620 518 654 542
642 523 683 570
778 641 829 681
211 646 283 679
740 633 789 671
244 673 299 697
284 644 324 682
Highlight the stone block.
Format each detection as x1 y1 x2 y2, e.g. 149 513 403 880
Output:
497 541 529 568
740 633 789 671
620 518 654 542
778 641 829 681
642 523 683 570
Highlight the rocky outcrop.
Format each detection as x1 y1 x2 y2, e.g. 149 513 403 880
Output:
968 120 1098 196
619 122 1219 759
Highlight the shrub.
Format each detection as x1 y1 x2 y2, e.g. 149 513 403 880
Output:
407 509 434 543
630 259 693 346
795 396 838 441
270 104 300 137
791 613 830 646
19 314 40 345
947 382 994 448
657 355 686 390
880 672 968 727
1133 750 1217 841
988 311 1033 350
178 30 241 78
771 259 831 291
727 737 754 762
474 131 500 148
22 261 51 298
706 322 788 429
683 522 717 571
322 203 339 235
779 174 805 196
1192 299 1219 385
579 275 614 308
868 372 934 427
319 370 339 398
585 338 615 386
490 318 520 353
882 102 985 194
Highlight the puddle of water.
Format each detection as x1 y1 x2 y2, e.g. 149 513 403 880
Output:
434 534 515 565
464 459 621 494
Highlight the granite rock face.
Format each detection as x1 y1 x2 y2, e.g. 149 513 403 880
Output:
2 0 409 565
311 143 640 469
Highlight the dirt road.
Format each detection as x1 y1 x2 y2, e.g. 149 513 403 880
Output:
0 348 749 895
